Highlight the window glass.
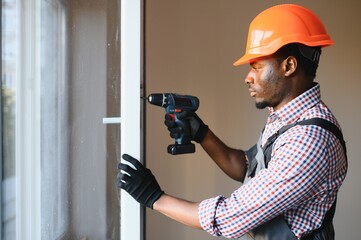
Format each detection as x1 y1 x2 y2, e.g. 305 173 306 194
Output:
1 0 121 239
40 0 121 239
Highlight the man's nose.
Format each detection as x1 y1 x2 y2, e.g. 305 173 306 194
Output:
245 69 254 84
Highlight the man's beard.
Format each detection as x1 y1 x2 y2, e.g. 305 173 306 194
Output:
255 101 271 109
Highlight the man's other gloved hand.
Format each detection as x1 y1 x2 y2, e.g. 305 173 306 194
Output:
164 111 209 143
117 154 164 209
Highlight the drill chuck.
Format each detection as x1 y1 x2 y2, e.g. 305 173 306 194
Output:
147 94 166 107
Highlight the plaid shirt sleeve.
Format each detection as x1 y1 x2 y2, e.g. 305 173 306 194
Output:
198 125 341 239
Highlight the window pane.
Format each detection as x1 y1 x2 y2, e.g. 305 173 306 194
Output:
1 0 121 238
41 0 120 239
40 0 120 239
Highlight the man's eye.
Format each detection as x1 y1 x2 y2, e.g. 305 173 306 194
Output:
250 62 261 72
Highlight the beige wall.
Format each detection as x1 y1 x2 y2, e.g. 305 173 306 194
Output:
145 0 361 239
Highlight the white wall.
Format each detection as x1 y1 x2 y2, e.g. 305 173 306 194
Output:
145 1 361 239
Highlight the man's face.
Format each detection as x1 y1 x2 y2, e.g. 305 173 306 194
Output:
245 57 290 111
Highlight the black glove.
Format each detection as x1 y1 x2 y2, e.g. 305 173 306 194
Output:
117 154 164 209
164 111 209 143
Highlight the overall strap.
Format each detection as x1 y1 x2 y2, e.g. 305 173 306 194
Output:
295 118 347 157
263 118 347 167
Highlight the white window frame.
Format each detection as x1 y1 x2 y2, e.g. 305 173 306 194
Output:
120 0 145 239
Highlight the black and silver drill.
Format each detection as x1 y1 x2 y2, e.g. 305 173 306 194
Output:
145 93 200 155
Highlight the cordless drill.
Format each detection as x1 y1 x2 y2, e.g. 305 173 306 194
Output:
146 93 200 155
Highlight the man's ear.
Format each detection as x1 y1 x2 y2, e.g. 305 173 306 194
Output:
283 56 297 77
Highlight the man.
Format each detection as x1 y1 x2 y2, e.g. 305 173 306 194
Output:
117 4 347 239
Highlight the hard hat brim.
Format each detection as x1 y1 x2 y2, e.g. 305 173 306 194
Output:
233 39 334 66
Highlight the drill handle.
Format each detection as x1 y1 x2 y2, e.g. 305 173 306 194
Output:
167 112 195 155
173 113 192 144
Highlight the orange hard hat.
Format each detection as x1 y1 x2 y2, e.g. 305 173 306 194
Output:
233 4 334 66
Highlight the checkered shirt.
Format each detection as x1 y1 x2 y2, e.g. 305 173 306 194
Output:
198 84 347 239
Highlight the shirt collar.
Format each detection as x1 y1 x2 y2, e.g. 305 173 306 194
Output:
267 83 321 124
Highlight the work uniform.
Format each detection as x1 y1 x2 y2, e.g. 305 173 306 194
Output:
198 84 347 239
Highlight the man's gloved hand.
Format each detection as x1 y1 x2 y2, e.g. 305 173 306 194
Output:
117 154 164 209
164 111 209 143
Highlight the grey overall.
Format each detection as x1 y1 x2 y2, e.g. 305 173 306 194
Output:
239 118 347 240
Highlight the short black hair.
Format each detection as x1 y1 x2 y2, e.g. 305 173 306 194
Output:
274 43 322 78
